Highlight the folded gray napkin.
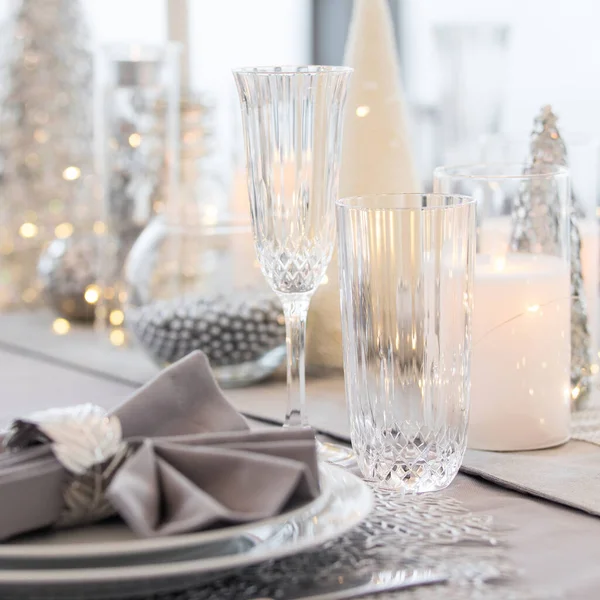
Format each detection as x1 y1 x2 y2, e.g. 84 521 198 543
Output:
0 352 320 541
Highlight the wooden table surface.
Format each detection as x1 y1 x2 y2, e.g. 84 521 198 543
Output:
2 312 600 598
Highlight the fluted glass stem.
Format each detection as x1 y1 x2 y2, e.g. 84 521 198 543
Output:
282 296 310 428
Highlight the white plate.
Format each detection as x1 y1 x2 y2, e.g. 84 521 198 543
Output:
0 464 372 599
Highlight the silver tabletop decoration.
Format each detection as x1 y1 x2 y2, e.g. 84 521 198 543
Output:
572 407 600 446
37 235 99 322
511 105 592 408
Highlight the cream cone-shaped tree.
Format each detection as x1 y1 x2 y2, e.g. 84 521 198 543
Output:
307 0 421 371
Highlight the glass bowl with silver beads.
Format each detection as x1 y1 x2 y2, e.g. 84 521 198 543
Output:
124 215 286 387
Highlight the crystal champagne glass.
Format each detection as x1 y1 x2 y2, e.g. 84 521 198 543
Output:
233 66 352 459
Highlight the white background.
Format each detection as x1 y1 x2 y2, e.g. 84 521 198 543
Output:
402 0 600 135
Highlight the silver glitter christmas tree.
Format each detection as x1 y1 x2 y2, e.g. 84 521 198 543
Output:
511 105 591 408
0 0 94 310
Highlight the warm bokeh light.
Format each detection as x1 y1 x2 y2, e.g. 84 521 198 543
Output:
110 329 126 346
527 304 540 313
34 129 49 143
109 309 125 326
52 318 71 335
320 275 329 286
356 105 370 117
93 220 106 235
493 255 506 272
202 205 219 225
84 284 100 304
54 222 73 239
62 166 81 181
128 133 141 148
571 386 581 400
19 222 38 238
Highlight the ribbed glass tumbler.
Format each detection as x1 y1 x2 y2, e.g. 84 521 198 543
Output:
233 66 352 459
337 194 476 492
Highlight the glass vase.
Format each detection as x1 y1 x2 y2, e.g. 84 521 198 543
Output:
124 215 285 386
435 164 573 449
433 24 511 166
94 43 180 346
233 66 352 458
480 133 600 368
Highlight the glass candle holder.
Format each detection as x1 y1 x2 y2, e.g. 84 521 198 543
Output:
124 215 286 387
337 193 476 493
480 133 600 367
94 43 180 346
434 164 572 450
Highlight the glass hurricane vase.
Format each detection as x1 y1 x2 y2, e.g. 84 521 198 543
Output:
233 66 352 459
124 215 286 387
434 164 573 447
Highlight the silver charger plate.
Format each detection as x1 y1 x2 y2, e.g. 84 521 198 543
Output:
0 464 373 599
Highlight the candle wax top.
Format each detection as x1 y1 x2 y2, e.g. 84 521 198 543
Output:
475 253 568 279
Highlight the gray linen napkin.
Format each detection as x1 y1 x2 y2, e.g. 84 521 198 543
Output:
0 352 320 541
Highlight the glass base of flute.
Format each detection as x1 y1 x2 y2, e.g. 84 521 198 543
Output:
280 294 355 465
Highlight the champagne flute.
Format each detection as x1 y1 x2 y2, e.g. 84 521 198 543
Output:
233 66 352 461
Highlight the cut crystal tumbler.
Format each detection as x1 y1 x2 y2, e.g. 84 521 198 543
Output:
336 194 476 492
233 66 352 457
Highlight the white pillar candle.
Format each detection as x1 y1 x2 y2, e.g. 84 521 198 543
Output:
470 253 571 451
480 215 599 367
